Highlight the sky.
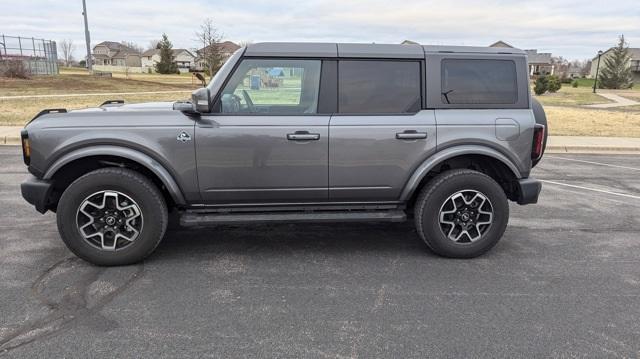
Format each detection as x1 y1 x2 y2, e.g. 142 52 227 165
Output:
1 0 639 61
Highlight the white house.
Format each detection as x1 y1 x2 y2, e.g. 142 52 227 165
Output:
140 48 196 73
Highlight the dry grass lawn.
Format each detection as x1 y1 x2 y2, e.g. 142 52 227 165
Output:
545 106 640 137
2 70 640 137
0 75 196 97
533 87 612 106
0 69 201 125
0 93 192 125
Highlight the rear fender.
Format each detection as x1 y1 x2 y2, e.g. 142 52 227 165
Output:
400 145 522 201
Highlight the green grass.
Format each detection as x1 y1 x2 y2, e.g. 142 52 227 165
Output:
235 76 303 105
569 78 596 88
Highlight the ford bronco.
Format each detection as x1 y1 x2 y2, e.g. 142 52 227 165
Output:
20 42 545 265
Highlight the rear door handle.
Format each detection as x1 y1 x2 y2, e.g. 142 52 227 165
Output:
287 131 320 141
396 131 427 140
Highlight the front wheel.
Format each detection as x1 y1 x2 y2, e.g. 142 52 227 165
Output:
414 169 509 258
56 168 168 266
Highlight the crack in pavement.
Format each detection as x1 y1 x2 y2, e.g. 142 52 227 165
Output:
0 257 144 354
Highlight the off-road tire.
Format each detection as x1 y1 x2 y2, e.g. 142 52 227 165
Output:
56 168 168 266
414 169 509 258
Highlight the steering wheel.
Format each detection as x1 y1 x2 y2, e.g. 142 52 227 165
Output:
241 89 255 113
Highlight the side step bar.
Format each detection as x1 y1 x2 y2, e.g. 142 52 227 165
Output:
180 210 407 227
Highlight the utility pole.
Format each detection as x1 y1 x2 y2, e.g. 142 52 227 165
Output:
82 0 92 71
592 50 603 93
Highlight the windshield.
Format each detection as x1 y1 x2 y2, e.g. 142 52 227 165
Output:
206 48 244 100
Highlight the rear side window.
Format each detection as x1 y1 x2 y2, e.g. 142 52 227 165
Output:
338 60 421 114
441 59 517 105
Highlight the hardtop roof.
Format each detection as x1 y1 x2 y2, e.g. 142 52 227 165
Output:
244 42 526 58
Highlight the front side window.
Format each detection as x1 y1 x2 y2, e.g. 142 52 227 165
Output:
441 59 517 105
218 59 321 114
338 60 421 114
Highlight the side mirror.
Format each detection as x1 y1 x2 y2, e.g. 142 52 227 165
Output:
172 101 195 113
192 87 210 113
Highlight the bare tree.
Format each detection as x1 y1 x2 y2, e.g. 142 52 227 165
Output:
147 39 160 51
59 39 76 67
120 41 144 54
580 60 592 77
195 18 224 75
551 56 570 78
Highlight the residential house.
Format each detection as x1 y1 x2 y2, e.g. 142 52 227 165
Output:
566 65 583 79
195 41 240 71
141 48 196 73
489 41 554 77
92 41 141 68
589 47 640 83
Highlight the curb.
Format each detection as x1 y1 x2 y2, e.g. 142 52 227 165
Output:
1 136 21 146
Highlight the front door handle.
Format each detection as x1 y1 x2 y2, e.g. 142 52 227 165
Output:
396 130 427 140
287 131 320 141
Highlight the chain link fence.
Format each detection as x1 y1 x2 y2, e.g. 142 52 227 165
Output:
0 34 59 75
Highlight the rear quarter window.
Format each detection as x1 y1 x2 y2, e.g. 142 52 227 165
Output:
441 59 517 105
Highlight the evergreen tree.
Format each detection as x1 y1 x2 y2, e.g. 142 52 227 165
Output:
598 35 634 89
547 75 562 93
155 34 178 74
533 75 548 95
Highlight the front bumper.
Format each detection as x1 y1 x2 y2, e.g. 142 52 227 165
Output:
21 175 53 214
516 177 541 205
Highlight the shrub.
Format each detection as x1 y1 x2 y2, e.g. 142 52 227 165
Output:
572 80 579 88
533 76 548 95
0 60 31 79
547 75 562 93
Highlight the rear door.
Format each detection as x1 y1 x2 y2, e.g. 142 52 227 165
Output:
329 60 437 201
196 58 330 203
426 54 535 173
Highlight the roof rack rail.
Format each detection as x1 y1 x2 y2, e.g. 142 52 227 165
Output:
100 99 125 107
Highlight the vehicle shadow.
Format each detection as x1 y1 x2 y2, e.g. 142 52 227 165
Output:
151 221 432 260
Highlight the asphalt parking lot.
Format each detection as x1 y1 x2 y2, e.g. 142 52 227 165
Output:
1 146 639 358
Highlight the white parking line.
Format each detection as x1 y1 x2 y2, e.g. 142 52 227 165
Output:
546 156 640 172
541 180 640 200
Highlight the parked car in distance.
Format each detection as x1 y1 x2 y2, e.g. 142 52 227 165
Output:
20 42 546 266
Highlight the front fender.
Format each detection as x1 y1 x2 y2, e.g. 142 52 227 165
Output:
399 145 523 201
43 145 186 205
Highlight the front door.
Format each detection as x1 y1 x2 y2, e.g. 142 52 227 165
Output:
196 58 328 204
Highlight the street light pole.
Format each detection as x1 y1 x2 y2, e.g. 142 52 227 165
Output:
593 50 603 93
82 0 92 72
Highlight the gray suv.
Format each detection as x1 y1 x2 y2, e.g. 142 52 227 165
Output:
20 43 546 265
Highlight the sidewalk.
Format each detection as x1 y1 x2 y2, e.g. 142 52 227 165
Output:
586 93 640 109
546 136 640 154
2 126 640 153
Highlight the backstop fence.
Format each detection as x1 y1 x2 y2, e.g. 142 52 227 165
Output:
0 34 59 75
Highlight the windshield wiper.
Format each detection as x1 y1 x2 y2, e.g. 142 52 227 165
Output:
441 90 454 104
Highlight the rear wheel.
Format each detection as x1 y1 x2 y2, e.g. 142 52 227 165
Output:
414 169 509 258
56 168 168 266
